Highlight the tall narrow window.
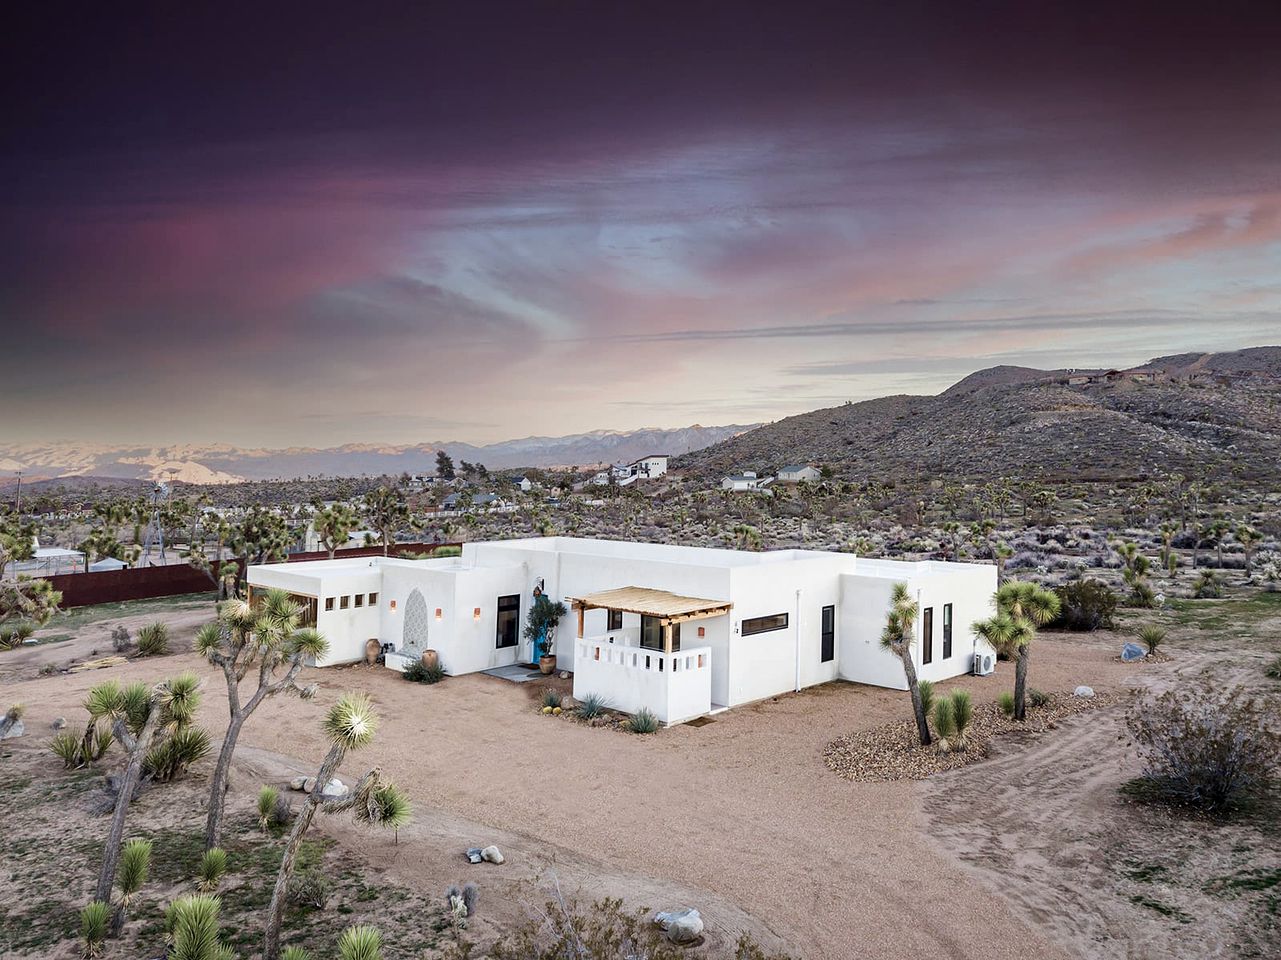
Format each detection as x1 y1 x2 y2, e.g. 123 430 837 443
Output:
820 604 835 663
608 609 623 631
942 603 953 659
922 607 934 664
496 595 519 648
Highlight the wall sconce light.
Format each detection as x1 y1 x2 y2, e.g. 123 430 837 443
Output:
473 607 481 621
697 626 705 638
389 599 397 612
435 607 443 620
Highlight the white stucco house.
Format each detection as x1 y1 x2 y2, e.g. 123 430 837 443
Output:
591 455 668 486
247 537 997 726
777 464 821 483
630 455 669 479
722 471 773 492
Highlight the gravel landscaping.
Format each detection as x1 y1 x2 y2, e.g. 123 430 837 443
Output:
823 689 1127 782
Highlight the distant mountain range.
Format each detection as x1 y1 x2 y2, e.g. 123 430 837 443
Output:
676 347 1281 482
0 424 757 485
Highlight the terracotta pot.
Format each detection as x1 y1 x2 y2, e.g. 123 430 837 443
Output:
538 654 556 675
365 639 381 665
421 649 440 671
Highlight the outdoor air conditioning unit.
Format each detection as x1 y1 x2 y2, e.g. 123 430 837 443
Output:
972 652 995 677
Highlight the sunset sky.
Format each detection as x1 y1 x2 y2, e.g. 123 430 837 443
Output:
3 2 1279 447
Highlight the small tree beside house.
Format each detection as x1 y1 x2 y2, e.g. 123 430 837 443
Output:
880 582 931 746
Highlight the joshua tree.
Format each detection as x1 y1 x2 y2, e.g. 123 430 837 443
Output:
263 693 410 960
0 576 60 629
313 503 358 560
880 583 931 746
363 486 410 556
1236 525 1261 574
89 674 202 902
994 542 1013 583
972 581 1060 721
197 589 328 850
1115 541 1154 607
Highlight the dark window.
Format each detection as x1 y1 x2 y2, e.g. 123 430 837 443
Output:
922 607 934 664
943 603 953 659
608 609 623 631
368 592 378 605
496 594 519 648
821 605 835 663
325 597 334 612
640 615 679 651
742 613 788 636
340 595 350 610
354 594 364 607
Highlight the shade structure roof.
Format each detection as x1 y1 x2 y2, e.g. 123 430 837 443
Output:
567 586 731 622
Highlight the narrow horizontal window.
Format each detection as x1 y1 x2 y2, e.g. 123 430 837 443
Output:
741 613 788 636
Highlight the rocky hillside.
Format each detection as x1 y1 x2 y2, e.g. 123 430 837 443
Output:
676 348 1281 482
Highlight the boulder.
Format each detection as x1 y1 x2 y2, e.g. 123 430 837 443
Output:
1121 642 1146 662
655 908 704 944
321 778 348 798
1 719 24 739
51 717 67 730
289 776 308 791
302 777 318 794
1074 685 1095 698
480 845 504 864
465 847 484 864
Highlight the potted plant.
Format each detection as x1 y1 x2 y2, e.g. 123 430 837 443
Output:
524 594 568 674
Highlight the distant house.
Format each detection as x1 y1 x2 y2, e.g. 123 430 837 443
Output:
1067 374 1091 386
630 455 669 479
721 471 773 492
591 455 669 486
512 475 533 492
777 464 821 483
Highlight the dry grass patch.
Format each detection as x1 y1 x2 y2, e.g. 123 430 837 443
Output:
823 689 1125 782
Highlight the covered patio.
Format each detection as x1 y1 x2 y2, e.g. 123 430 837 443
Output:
567 586 731 725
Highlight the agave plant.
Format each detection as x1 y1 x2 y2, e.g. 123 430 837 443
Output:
80 900 111 958
337 925 383 960
197 847 228 892
627 707 659 734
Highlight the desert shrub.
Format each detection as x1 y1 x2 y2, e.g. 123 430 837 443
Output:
627 707 659 734
403 658 445 684
1266 656 1281 680
997 691 1015 717
1052 579 1117 631
1193 572 1223 599
143 726 210 782
258 786 280 831
917 679 935 717
576 693 609 719
445 882 480 926
80 900 110 957
1027 688 1051 709
0 622 34 650
39 662 58 676
288 867 332 909
51 731 84 767
135 622 169 657
1138 625 1167 656
196 847 227 892
1126 687 1280 811
110 625 132 652
541 689 563 709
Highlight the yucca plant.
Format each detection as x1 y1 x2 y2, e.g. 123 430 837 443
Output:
197 847 228 892
264 693 402 960
281 948 311 960
997 691 1015 717
135 622 170 657
111 837 152 933
917 679 935 718
168 894 234 960
80 900 111 958
197 592 328 851
949 690 973 750
931 697 957 751
627 707 659 734
337 925 383 960
145 726 212 782
576 693 609 719
258 786 280 831
52 730 85 767
1137 625 1167 656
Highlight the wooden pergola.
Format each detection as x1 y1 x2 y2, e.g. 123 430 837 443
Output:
567 586 732 653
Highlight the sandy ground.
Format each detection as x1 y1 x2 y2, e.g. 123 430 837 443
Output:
2 602 1143 960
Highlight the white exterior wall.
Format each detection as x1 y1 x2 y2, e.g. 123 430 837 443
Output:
248 560 381 666
573 639 711 724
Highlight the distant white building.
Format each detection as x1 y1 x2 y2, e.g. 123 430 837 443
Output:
777 464 821 483
247 537 996 726
513 475 533 493
630 455 669 479
590 455 669 486
722 471 773 492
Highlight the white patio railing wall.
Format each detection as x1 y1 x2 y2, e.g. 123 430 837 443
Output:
573 637 712 725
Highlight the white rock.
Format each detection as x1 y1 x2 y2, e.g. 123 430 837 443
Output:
1 719 24 739
51 717 67 730
302 777 318 794
1074 685 1095 698
655 908 703 944
321 778 348 798
480 845 504 864
289 776 308 791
